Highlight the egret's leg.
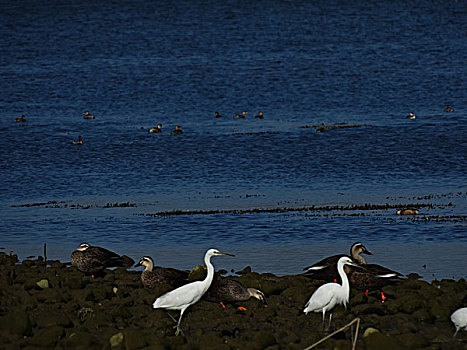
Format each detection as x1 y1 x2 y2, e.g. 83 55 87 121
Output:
321 310 326 333
328 313 333 330
167 313 177 323
453 328 459 339
174 308 186 336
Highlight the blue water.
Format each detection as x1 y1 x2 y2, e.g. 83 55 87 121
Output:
1 0 466 280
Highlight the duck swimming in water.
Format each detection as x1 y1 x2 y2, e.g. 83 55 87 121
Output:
148 124 162 133
215 112 224 118
255 112 264 119
204 277 267 310
71 135 83 145
444 105 454 113
134 256 188 288
83 111 95 120
406 112 416 119
396 208 419 215
233 111 247 119
15 115 26 122
71 243 134 276
171 125 183 135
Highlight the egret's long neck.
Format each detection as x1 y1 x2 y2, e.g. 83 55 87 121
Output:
203 254 215 291
337 262 350 302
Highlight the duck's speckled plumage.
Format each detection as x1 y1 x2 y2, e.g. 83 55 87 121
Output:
135 256 188 288
71 243 134 275
204 277 267 306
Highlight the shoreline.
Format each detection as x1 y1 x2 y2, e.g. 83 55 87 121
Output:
0 253 466 349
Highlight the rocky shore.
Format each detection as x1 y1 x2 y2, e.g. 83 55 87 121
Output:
0 253 465 350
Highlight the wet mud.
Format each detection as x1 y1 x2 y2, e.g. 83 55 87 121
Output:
0 253 466 349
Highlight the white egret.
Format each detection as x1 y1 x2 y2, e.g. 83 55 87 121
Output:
303 256 359 330
451 307 467 338
152 248 234 336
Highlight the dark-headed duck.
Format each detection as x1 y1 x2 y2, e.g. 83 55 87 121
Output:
406 112 416 119
148 124 162 133
71 135 83 145
83 111 96 120
15 115 26 122
215 112 224 118
171 125 183 135
255 112 264 119
233 111 247 119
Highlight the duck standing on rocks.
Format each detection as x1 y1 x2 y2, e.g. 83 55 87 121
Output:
134 256 188 288
83 111 95 119
303 242 373 281
204 277 267 310
71 243 134 276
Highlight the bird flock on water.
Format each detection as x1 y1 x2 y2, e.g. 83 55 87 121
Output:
69 241 466 338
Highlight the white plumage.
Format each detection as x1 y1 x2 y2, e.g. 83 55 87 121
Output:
303 256 358 328
451 307 467 338
153 248 234 336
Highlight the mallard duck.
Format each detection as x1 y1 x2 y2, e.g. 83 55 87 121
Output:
71 135 83 145
171 125 183 135
204 277 267 309
71 243 134 275
148 124 162 133
134 256 188 288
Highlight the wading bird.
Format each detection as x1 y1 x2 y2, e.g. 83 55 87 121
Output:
152 248 234 336
303 256 359 330
451 307 467 338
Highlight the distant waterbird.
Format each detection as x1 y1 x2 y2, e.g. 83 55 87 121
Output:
406 112 416 119
444 105 454 113
396 208 419 215
303 256 360 330
148 124 162 133
83 111 95 119
152 248 234 336
134 256 188 288
71 135 83 145
451 307 467 339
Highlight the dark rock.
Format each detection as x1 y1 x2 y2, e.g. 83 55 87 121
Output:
27 326 64 348
0 309 31 336
124 329 148 350
363 331 404 350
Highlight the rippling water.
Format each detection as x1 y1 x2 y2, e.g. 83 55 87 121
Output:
1 0 466 280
